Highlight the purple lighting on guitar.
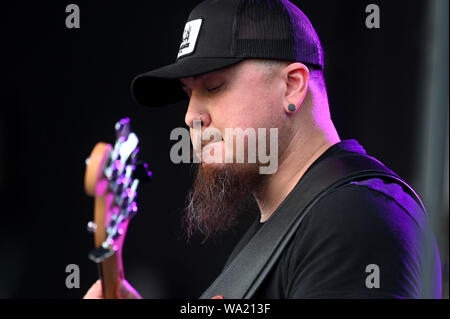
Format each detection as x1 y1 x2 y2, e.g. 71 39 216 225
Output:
120 117 130 126
125 187 135 198
118 175 128 186
95 179 109 196
115 159 123 171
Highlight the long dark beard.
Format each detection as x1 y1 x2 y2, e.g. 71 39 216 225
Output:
183 163 261 240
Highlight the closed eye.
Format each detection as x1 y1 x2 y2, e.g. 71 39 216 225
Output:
207 83 224 93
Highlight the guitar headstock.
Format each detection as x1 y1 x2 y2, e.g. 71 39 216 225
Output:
84 117 151 269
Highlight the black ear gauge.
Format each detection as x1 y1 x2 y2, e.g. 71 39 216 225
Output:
288 104 296 112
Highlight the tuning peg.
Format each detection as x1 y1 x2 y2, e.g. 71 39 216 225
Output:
126 201 138 218
118 133 139 164
112 228 124 239
115 118 131 139
87 221 97 233
132 161 152 183
130 147 140 163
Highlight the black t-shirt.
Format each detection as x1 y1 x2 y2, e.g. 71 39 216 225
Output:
224 140 442 299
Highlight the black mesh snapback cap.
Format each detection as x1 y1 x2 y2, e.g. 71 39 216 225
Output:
131 0 324 107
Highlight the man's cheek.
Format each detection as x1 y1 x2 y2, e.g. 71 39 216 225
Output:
223 136 252 164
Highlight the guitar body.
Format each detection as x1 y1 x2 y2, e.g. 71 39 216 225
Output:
84 119 150 299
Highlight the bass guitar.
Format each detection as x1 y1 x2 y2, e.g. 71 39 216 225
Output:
84 118 151 298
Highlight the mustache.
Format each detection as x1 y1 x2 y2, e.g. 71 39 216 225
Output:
200 136 223 148
201 140 220 149
191 130 224 148
189 138 223 161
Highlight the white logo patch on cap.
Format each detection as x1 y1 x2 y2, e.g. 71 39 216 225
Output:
177 19 203 59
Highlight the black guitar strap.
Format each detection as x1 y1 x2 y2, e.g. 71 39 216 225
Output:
200 152 426 299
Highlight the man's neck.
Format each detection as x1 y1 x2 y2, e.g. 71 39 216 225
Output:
254 125 340 223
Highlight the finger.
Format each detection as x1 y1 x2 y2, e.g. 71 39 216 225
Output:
83 280 103 299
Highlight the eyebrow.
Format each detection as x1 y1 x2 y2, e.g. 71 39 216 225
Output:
179 75 203 89
179 70 226 89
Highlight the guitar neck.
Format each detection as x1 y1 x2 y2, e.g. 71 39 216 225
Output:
94 192 129 299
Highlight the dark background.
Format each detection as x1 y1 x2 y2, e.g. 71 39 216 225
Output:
1 0 448 298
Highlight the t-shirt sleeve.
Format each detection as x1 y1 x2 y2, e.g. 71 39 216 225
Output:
284 183 432 299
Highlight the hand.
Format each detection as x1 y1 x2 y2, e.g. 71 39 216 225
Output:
83 279 142 299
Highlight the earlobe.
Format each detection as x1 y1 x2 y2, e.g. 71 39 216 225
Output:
285 103 298 114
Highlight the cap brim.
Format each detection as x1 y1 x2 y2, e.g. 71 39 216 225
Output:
131 57 246 108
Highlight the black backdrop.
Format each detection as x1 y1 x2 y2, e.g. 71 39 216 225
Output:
1 0 434 298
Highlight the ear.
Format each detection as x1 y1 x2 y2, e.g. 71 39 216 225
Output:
283 63 309 114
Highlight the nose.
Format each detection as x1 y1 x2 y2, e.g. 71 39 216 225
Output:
184 96 211 128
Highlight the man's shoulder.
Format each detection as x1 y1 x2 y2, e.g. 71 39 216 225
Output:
299 177 426 235
285 177 429 264
291 140 427 236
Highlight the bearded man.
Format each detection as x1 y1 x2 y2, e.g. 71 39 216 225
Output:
84 0 441 299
